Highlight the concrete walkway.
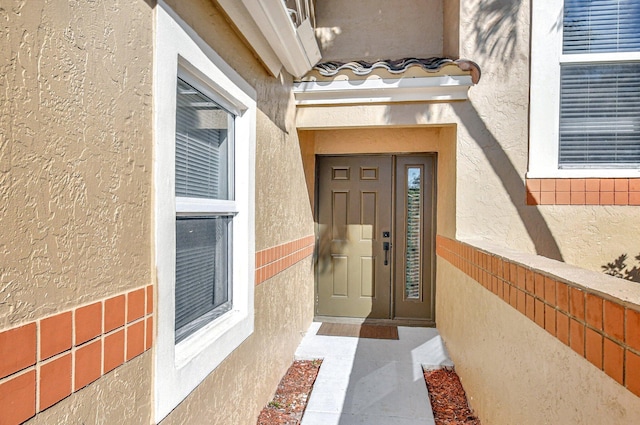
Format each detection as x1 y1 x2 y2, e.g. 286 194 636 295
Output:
295 322 454 425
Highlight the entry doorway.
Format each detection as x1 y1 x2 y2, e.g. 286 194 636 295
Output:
315 154 436 324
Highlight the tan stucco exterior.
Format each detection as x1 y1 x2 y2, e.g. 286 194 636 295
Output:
298 0 640 273
314 0 443 61
437 258 640 424
0 0 154 328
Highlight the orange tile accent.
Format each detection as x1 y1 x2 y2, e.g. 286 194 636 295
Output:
517 290 526 315
126 321 145 361
569 287 585 321
516 266 526 289
585 294 603 331
39 353 72 411
534 273 544 297
585 179 600 191
604 338 624 385
626 350 640 397
604 300 625 342
557 312 570 346
535 299 545 328
0 370 36 425
525 269 534 293
626 309 640 352
586 328 603 370
104 330 125 374
526 178 640 205
127 289 145 323
600 192 614 205
544 277 556 305
146 285 154 315
255 235 315 285
75 302 102 345
0 323 37 379
145 317 154 351
104 295 126 333
601 179 615 191
40 312 73 361
74 340 102 391
570 318 585 356
557 282 569 312
525 295 535 320
545 305 556 336
556 191 570 205
509 286 518 309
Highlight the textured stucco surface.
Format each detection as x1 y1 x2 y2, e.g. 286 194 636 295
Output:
25 353 152 425
314 0 443 61
160 259 315 425
302 0 640 273
436 259 640 424
159 1 315 423
0 0 154 328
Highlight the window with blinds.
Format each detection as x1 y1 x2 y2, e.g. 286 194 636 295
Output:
174 77 234 343
559 0 640 167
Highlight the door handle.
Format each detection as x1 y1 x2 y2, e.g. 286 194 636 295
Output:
383 242 390 266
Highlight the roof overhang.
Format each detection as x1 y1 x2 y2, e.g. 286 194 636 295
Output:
293 58 481 106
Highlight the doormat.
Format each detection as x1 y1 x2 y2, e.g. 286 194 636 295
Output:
316 323 399 340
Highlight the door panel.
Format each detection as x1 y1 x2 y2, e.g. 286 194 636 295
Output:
393 155 435 320
317 156 392 318
316 154 436 322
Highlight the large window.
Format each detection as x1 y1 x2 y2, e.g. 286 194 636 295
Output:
154 3 256 422
174 77 234 344
530 0 640 177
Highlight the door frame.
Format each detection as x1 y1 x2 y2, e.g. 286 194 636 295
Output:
313 153 437 326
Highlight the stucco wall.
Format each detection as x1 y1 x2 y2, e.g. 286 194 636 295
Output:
436 258 640 424
0 0 154 328
303 0 640 273
160 0 315 423
314 0 443 61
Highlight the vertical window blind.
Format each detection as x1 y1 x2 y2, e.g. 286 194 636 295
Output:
559 0 640 167
174 78 234 343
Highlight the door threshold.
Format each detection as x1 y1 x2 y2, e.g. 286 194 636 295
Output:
314 315 435 328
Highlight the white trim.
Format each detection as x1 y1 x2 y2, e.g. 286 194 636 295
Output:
154 3 256 422
529 0 640 178
293 76 473 106
176 198 239 215
241 0 321 77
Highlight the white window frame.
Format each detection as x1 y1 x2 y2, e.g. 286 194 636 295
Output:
529 0 640 178
153 2 256 422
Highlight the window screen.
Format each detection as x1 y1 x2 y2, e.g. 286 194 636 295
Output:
174 77 234 343
563 0 640 54
559 62 640 166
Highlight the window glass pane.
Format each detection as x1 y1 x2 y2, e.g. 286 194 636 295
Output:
176 78 232 200
563 0 640 54
175 216 231 343
405 167 421 300
559 62 640 166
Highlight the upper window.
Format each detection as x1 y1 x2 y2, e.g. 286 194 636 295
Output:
530 0 640 178
154 3 256 422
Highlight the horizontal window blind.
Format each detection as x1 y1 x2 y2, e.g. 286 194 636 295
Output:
559 62 640 166
563 0 640 54
175 78 230 200
175 217 231 343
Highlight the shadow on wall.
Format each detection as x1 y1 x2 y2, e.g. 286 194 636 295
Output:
450 101 564 261
602 254 640 283
473 0 523 62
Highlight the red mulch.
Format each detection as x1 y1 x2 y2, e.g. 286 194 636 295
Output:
257 360 322 425
423 368 481 425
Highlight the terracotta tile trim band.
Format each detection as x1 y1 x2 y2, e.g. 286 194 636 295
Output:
255 235 315 285
0 285 154 425
436 235 640 398
526 178 640 205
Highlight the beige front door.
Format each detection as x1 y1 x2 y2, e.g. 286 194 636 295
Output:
316 155 436 322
